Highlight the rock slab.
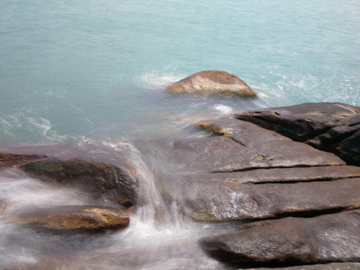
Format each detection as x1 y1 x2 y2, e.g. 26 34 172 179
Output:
236 102 360 165
200 210 360 265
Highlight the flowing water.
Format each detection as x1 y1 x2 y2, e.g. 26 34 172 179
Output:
1 0 360 269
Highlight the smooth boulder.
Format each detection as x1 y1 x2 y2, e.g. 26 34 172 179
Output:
200 210 360 264
166 70 257 96
21 158 138 207
12 205 129 231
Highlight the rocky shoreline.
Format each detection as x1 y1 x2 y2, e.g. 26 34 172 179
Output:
1 102 360 269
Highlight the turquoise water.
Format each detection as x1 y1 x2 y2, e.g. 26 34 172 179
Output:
1 0 360 144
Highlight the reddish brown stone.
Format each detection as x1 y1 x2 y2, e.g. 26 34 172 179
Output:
12 205 129 231
166 70 257 96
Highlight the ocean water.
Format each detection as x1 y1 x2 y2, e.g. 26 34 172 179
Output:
1 0 360 144
1 1 360 269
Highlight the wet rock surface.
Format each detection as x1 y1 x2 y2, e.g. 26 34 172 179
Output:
166 177 360 222
21 157 138 207
236 102 360 165
134 132 345 174
200 210 360 265
0 152 47 167
12 205 129 231
134 102 360 267
166 70 257 96
1 102 360 269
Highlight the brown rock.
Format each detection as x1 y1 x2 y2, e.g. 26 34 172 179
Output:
166 175 360 221
21 158 138 207
236 102 360 142
236 102 360 165
13 205 129 230
197 118 291 146
149 132 344 174
200 209 360 264
0 152 47 167
187 165 360 185
335 129 360 166
166 70 257 96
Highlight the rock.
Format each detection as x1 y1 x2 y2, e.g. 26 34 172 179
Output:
185 165 360 185
149 127 344 174
197 118 291 146
21 158 138 207
12 205 129 231
246 262 360 270
0 152 47 167
166 70 257 96
334 129 360 166
166 175 360 221
200 209 360 265
236 102 360 165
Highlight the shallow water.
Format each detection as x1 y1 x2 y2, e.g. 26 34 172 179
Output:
1 0 360 269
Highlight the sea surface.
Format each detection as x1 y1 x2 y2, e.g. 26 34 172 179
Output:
0 0 360 269
1 0 360 144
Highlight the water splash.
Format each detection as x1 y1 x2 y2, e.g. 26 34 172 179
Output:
136 67 186 90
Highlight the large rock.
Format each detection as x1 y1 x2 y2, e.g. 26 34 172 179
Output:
200 210 360 265
138 119 356 222
236 102 360 165
146 123 345 174
0 152 47 167
166 70 257 96
185 165 360 185
21 158 138 207
12 205 129 231
165 175 360 222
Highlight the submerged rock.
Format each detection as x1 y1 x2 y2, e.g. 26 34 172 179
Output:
21 158 138 207
166 70 257 96
200 209 360 264
12 205 129 231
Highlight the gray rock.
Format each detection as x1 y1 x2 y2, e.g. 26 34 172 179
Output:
200 210 360 264
236 102 360 165
165 176 360 221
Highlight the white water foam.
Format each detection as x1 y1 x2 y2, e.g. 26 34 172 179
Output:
214 104 233 114
27 117 67 142
136 68 187 90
